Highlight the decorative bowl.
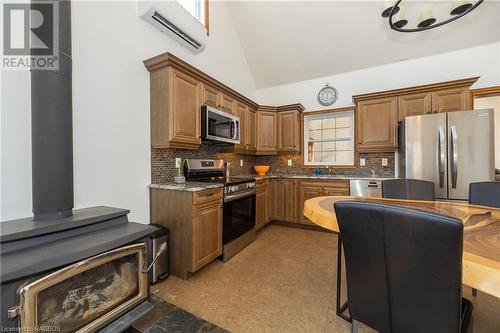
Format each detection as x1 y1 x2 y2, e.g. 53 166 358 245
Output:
254 165 270 176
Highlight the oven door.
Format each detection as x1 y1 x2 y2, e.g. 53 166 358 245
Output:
202 106 240 144
223 191 256 244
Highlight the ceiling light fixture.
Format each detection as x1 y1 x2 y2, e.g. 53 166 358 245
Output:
381 0 483 32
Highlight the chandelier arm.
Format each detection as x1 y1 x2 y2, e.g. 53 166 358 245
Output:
388 0 484 33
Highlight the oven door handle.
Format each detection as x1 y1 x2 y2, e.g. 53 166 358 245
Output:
224 189 255 202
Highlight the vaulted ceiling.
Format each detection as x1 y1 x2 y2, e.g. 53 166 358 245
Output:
227 1 500 89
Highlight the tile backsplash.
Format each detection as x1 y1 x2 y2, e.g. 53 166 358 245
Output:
151 145 395 184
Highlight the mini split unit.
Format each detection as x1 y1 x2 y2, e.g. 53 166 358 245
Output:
139 1 206 54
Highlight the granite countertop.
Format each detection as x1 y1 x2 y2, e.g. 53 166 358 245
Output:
253 175 393 181
149 182 223 192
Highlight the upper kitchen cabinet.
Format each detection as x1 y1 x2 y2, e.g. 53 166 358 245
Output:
398 92 432 121
202 84 219 108
353 77 478 152
246 108 257 152
356 97 398 152
144 52 260 150
256 107 278 155
431 87 470 113
149 66 201 149
277 104 304 153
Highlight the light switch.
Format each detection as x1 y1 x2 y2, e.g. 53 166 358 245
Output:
287 159 292 166
360 158 366 167
240 159 244 167
382 158 388 167
175 158 181 168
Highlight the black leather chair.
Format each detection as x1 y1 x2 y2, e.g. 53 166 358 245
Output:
335 201 473 333
382 179 435 201
469 182 500 208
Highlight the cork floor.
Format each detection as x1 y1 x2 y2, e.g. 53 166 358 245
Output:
153 224 500 333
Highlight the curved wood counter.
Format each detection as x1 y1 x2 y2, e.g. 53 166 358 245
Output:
303 196 500 299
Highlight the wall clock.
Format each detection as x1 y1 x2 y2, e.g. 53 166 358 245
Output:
317 84 338 106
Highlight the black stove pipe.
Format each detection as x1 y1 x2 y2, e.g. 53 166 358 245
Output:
31 0 73 220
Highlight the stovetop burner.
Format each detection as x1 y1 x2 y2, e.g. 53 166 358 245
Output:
197 176 256 186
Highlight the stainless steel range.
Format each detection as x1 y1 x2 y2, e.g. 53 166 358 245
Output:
185 159 256 261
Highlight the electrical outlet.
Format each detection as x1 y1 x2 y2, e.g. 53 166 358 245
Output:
175 158 181 168
359 158 366 167
240 159 244 167
382 158 388 167
287 159 292 166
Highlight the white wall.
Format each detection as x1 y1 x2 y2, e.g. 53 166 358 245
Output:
256 42 500 110
0 0 256 222
474 96 500 170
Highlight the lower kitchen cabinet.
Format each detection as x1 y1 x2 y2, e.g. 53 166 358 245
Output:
297 179 350 225
272 179 297 223
150 187 223 279
191 200 223 272
255 179 270 230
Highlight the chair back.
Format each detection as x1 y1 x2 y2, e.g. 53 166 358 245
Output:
382 179 435 201
335 201 463 333
469 181 500 208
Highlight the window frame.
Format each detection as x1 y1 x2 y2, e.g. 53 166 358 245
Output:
176 0 210 34
301 107 357 168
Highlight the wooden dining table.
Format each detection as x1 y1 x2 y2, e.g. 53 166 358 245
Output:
303 196 500 301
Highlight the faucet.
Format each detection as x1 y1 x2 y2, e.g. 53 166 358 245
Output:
370 169 376 178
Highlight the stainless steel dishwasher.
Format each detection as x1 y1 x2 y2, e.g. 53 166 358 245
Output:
349 179 382 197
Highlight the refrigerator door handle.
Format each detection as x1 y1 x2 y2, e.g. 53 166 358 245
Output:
450 125 458 189
438 127 445 188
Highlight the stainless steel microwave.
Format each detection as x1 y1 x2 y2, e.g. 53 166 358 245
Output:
201 105 240 144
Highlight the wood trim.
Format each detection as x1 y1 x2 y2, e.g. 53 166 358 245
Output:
300 106 358 169
204 0 209 36
144 52 259 109
276 103 305 113
352 77 479 103
470 86 500 108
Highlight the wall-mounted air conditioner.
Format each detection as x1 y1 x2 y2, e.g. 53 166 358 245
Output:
138 1 206 54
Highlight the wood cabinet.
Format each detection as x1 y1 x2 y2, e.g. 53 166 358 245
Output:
246 108 257 152
234 102 247 151
255 180 270 230
257 110 278 155
202 84 219 108
150 67 201 149
150 187 223 279
431 87 470 113
220 93 235 114
353 77 478 152
272 179 297 222
398 92 432 121
297 179 349 225
278 110 300 153
191 200 222 271
357 97 398 152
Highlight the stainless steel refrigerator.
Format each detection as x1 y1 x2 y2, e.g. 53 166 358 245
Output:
396 109 495 200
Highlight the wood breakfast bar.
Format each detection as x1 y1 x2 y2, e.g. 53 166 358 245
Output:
303 196 500 300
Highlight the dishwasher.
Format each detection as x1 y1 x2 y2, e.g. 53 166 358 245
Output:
349 179 382 197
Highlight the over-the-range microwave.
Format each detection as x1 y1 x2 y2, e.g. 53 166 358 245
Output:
201 105 240 144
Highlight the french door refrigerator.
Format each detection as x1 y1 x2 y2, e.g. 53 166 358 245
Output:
397 109 495 200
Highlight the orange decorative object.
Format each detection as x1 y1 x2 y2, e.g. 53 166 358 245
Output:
254 165 270 176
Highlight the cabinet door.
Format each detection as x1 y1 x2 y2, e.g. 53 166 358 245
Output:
322 179 350 197
398 92 431 121
246 108 257 152
431 87 470 113
298 185 323 225
282 180 297 222
219 93 235 114
191 201 222 272
278 111 299 152
266 178 274 222
234 103 247 151
357 97 397 152
202 84 219 108
272 179 283 220
257 111 277 153
255 189 267 230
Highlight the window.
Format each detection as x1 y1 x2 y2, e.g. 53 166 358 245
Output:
176 0 208 29
303 110 355 166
